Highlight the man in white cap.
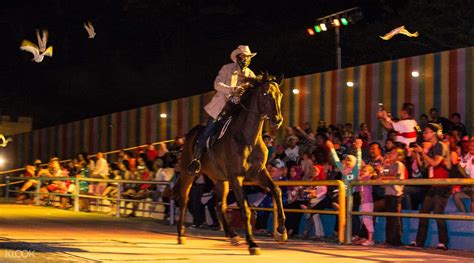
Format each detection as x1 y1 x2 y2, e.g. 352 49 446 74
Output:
188 45 257 174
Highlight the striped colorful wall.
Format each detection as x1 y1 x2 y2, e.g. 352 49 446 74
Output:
2 46 473 169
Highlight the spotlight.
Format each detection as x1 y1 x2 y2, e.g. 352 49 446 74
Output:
307 28 315 35
314 25 322 33
333 18 341 27
346 81 354 87
0 157 5 167
320 23 327 31
411 71 420 77
160 113 167 118
340 18 349 26
292 88 300 94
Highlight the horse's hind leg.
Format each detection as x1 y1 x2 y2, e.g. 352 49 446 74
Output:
230 179 260 255
214 181 240 245
257 169 287 243
177 175 194 245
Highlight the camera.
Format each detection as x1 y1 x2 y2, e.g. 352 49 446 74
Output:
378 102 384 111
409 142 418 148
414 125 424 145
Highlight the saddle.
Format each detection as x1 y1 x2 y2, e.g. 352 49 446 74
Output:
205 115 233 152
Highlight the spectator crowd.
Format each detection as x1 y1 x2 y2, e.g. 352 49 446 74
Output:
13 103 474 251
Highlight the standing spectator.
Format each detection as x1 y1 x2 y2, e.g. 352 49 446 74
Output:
303 122 313 134
188 175 207 228
146 144 158 162
263 134 274 161
411 123 451 250
451 112 467 138
301 164 328 239
284 165 303 237
357 165 377 246
90 152 109 196
453 139 474 212
419 114 429 130
169 136 185 168
378 102 418 148
378 148 407 246
285 135 300 166
429 108 453 134
156 143 172 168
317 120 329 135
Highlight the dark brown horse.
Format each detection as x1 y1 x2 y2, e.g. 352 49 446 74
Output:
177 73 287 255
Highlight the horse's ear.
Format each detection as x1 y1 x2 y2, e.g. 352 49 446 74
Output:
276 74 284 86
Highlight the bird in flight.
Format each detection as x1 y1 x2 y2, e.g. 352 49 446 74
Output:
19 29 53 63
380 26 419 40
83 21 96 39
0 134 12 148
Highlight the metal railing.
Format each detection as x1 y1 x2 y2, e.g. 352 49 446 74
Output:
0 139 176 177
243 180 347 244
346 178 474 244
4 176 175 224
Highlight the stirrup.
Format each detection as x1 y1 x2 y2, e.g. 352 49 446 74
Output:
188 159 201 174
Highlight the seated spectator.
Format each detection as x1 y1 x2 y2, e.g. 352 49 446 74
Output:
156 143 172 168
146 144 158 162
285 135 300 166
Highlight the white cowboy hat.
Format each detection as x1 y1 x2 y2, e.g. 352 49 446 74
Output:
230 45 257 63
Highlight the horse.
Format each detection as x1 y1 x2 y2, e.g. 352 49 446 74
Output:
176 73 287 255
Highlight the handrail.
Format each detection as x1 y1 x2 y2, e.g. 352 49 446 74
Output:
346 178 474 244
244 180 346 243
4 176 175 224
0 139 175 176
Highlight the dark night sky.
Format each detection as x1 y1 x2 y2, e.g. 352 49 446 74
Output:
1 0 473 129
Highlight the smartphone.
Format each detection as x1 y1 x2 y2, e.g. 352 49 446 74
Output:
378 102 384 111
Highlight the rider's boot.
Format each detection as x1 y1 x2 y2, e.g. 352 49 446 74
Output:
188 119 216 174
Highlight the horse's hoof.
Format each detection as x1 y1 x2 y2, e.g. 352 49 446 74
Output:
230 236 241 246
274 230 288 243
177 237 186 245
248 247 261 255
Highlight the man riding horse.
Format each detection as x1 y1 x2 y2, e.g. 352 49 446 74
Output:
188 45 257 174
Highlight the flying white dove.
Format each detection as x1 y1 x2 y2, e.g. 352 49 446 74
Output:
20 29 53 63
83 21 96 39
36 29 48 52
0 134 12 148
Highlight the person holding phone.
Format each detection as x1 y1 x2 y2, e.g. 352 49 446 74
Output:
377 102 418 148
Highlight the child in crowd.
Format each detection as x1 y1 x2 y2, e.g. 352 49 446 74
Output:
355 165 376 246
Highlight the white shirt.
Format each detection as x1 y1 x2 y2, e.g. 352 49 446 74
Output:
460 153 474 178
92 158 109 178
285 146 300 162
392 119 418 147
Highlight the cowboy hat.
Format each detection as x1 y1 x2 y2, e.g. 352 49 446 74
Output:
230 45 257 63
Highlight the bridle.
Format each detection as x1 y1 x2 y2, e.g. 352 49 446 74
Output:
238 81 279 120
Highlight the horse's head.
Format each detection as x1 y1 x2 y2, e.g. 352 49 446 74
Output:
244 72 284 128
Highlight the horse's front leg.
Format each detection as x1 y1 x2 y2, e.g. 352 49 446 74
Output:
177 175 194 245
214 181 240 245
230 178 260 255
257 168 287 243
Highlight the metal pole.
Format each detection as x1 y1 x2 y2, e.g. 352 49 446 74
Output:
345 184 353 244
170 199 175 225
74 178 80 212
336 180 346 244
116 182 121 218
335 26 341 69
5 175 10 199
35 179 42 206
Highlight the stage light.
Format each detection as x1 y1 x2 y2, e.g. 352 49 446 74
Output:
314 25 322 33
411 71 420 77
0 157 5 167
333 18 341 27
346 81 354 87
292 88 300 94
340 18 349 26
320 23 327 31
160 113 167 118
307 28 315 35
